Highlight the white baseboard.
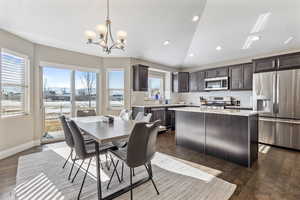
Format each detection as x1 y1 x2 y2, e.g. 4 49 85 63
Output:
0 140 41 160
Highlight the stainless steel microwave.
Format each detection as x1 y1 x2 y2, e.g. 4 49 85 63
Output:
204 77 229 91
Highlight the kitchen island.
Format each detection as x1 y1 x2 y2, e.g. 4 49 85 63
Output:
169 107 259 167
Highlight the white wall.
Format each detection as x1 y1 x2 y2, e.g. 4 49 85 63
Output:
0 29 36 157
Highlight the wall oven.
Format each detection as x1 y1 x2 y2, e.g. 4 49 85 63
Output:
204 77 229 91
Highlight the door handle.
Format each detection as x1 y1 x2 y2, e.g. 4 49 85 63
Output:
276 73 280 114
272 73 276 113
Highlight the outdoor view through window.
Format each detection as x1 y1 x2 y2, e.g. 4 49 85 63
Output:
0 50 29 117
43 67 97 137
148 77 163 100
108 69 124 108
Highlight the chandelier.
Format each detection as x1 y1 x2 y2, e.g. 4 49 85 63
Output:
84 0 127 55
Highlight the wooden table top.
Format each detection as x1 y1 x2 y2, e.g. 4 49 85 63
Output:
72 116 135 143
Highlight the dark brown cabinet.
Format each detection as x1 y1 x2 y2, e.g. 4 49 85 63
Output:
172 72 189 93
198 71 206 91
253 57 277 73
132 64 149 91
277 52 300 70
189 72 198 92
229 63 253 90
229 65 243 90
205 67 228 78
189 71 205 92
243 63 253 90
151 108 166 126
205 69 217 78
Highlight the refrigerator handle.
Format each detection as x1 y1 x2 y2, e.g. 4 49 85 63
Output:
272 73 277 113
276 73 280 114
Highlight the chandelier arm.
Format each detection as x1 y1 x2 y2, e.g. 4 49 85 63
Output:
108 23 116 44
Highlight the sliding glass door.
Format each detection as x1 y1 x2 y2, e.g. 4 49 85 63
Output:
41 66 98 143
75 70 97 114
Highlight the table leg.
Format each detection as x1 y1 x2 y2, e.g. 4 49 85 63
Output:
95 142 102 200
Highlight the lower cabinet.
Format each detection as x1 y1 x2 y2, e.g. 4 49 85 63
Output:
205 113 249 166
176 112 205 153
150 108 166 126
175 111 258 167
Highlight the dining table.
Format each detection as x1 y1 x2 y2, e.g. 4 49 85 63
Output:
72 116 152 200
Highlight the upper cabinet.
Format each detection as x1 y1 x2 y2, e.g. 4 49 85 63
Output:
205 67 228 78
172 72 189 93
253 52 300 73
277 52 300 70
229 63 253 91
132 64 149 91
190 71 205 92
243 63 253 90
253 57 277 73
229 64 243 90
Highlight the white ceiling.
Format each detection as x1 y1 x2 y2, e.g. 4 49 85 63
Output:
0 0 299 68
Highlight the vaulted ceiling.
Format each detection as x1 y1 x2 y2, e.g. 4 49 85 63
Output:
0 0 299 68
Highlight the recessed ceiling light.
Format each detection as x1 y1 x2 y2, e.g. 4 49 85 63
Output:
189 53 195 57
251 12 271 34
242 35 260 49
284 36 294 44
163 40 170 46
192 15 200 22
216 46 222 51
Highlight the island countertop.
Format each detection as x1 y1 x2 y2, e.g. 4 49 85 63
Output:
169 106 259 117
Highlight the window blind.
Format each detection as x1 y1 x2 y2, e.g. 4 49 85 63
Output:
0 50 29 116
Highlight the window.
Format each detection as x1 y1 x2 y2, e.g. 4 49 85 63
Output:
148 72 164 100
107 69 124 109
75 71 97 112
0 49 29 117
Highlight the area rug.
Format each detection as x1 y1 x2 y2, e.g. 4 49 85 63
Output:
15 148 236 200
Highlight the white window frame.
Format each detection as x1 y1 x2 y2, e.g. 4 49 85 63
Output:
40 62 100 117
148 71 165 100
106 68 125 110
0 48 30 118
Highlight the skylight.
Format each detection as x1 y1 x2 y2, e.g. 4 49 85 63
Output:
251 12 271 34
242 35 260 49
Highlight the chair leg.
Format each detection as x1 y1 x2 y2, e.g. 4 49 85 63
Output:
106 160 120 189
144 164 159 195
109 155 122 182
105 153 110 171
68 158 76 180
63 149 72 169
132 168 135 176
130 168 133 200
71 160 85 183
121 162 124 181
77 158 92 200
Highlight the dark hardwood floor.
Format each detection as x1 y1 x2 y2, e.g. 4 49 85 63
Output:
1 131 300 200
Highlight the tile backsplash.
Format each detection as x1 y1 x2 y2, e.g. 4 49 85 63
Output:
131 91 181 106
179 90 253 107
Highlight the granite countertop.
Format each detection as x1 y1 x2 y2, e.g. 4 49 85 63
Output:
169 107 259 117
132 104 187 108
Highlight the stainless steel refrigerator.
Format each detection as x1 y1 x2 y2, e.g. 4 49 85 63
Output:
253 69 300 150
